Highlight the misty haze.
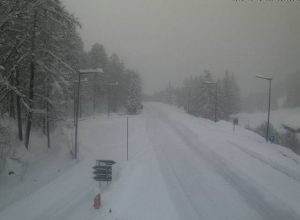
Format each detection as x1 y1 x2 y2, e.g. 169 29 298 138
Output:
1 0 300 220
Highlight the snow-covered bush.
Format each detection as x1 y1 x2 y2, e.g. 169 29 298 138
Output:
280 132 300 155
254 122 280 144
252 122 300 155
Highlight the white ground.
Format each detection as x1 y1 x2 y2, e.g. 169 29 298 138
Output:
1 103 300 220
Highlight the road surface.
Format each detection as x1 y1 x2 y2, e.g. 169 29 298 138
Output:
1 103 300 220
145 104 300 220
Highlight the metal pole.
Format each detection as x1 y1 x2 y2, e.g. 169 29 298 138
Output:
266 79 272 142
107 87 110 117
127 116 128 161
74 72 81 159
214 83 217 122
93 73 96 114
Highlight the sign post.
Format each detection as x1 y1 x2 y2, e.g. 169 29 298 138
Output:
92 160 116 209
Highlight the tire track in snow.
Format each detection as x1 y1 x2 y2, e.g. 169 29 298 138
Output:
154 106 300 220
146 107 261 220
146 118 202 220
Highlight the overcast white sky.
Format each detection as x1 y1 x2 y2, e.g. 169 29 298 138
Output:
62 0 300 95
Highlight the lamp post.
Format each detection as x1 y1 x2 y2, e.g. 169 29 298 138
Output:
74 68 103 159
204 81 218 122
106 81 119 117
256 75 272 142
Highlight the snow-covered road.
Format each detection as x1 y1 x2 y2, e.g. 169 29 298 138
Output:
1 102 300 220
146 103 300 220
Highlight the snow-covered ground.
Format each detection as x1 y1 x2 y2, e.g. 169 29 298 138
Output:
236 107 300 132
1 103 300 220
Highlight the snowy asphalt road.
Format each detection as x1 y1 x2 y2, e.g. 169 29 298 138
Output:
1 103 300 220
146 104 300 220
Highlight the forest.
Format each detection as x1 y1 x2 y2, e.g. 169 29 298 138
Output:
0 0 142 164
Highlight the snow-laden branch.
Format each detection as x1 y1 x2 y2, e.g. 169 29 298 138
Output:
0 74 25 99
37 49 77 74
20 98 45 114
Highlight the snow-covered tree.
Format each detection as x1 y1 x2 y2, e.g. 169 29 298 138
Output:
285 72 300 108
219 71 240 120
0 0 83 149
106 54 126 112
86 43 108 113
127 71 141 114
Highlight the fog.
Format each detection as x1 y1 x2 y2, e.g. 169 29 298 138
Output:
62 0 300 96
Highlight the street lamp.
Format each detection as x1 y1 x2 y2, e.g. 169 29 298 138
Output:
106 81 119 117
204 81 218 122
74 68 103 159
256 74 273 142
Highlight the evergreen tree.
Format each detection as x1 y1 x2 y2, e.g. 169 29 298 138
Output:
220 71 240 120
285 72 300 108
88 43 108 70
106 54 125 112
1 0 83 149
87 43 108 113
127 71 141 114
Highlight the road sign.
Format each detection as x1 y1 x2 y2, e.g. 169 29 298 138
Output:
93 170 112 175
96 160 116 166
92 166 112 170
94 174 112 178
94 176 112 181
93 160 116 182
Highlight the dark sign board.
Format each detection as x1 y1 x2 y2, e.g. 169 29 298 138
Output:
93 170 112 175
93 166 112 170
93 160 116 182
96 160 116 166
94 176 112 181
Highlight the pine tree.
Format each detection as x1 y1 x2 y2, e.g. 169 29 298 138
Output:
127 71 141 114
285 72 300 108
87 43 108 113
1 0 83 149
106 54 125 112
220 71 240 120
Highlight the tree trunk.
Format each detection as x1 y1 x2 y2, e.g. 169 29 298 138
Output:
46 77 50 148
15 67 23 141
25 10 38 149
9 90 15 119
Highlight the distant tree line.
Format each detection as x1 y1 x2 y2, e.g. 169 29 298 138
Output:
284 72 300 108
153 70 240 121
0 0 142 158
241 72 300 112
81 43 142 116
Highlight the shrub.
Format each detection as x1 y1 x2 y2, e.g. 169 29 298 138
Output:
253 121 300 155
